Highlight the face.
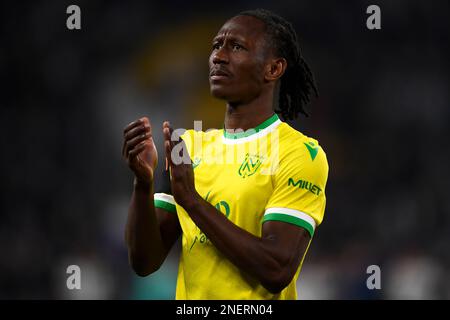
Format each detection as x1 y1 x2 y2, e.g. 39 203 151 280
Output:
209 15 272 104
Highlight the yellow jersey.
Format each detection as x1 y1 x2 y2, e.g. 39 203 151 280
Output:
153 113 329 299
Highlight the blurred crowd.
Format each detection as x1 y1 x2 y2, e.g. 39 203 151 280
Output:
1 0 449 299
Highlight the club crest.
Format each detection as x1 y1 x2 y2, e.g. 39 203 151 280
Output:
238 153 264 178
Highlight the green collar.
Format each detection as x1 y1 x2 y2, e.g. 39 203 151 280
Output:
223 113 280 139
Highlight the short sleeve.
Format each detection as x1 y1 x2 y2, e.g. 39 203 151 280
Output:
262 142 329 237
154 192 177 213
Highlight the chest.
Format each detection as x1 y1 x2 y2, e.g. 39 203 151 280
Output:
193 153 274 210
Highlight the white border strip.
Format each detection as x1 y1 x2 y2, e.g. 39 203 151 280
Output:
264 207 316 230
154 193 176 205
222 119 282 145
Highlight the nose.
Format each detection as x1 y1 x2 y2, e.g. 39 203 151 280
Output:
211 47 229 65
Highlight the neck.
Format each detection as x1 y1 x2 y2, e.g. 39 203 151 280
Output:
224 90 275 131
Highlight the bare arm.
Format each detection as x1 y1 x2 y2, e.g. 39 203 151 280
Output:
186 197 310 293
125 180 181 276
123 117 181 276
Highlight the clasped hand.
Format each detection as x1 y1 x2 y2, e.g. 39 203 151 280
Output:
122 117 199 208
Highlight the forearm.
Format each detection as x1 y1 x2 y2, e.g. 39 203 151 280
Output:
184 196 287 291
125 179 165 275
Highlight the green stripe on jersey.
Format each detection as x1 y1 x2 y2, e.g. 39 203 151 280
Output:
262 213 314 237
223 113 279 139
154 200 176 213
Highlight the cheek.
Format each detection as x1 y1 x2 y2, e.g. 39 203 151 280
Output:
241 61 265 88
208 54 214 70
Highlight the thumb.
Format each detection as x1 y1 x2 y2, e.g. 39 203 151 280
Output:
163 121 173 171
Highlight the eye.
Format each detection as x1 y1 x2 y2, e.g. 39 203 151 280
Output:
212 42 222 50
232 43 243 51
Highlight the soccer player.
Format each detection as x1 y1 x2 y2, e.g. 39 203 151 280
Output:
122 9 328 299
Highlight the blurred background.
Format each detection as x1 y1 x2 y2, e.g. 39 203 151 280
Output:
1 0 449 299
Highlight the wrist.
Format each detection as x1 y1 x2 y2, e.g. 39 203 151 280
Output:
180 192 202 212
133 177 153 191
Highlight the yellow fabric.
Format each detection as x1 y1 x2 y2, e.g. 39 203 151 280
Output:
157 115 328 299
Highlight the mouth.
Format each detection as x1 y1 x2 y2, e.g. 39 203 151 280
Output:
209 69 231 81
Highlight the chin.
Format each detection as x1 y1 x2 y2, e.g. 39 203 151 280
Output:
210 85 231 100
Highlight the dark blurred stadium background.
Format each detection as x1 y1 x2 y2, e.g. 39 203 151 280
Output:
1 0 449 299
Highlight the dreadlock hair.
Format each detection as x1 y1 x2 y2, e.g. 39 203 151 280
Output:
236 9 318 120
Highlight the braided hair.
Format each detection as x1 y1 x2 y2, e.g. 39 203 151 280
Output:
237 9 318 120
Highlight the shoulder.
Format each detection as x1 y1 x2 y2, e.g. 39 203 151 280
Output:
276 122 328 175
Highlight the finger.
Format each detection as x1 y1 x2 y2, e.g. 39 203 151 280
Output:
168 124 174 146
128 140 147 159
164 121 185 153
164 137 172 171
124 116 151 134
122 125 150 157
167 122 181 149
124 124 151 141
163 122 173 170
162 121 171 145
123 118 143 135
124 132 151 158
123 117 150 157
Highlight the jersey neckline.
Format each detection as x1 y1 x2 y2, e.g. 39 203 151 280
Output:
222 113 281 140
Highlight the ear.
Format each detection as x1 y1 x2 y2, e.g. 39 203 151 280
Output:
264 58 287 82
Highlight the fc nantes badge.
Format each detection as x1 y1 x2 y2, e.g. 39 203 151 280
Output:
238 154 263 178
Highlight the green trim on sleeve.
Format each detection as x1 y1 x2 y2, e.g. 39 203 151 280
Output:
262 213 314 237
154 199 177 213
